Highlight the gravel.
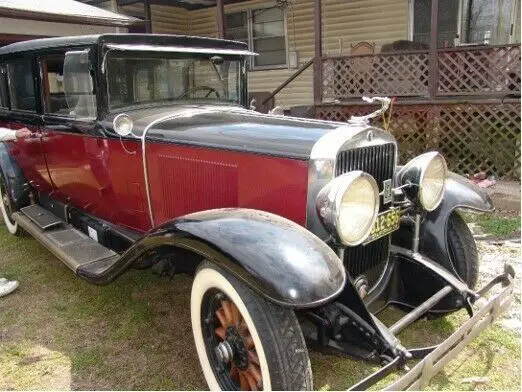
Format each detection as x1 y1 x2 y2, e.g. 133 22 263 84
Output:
475 233 521 333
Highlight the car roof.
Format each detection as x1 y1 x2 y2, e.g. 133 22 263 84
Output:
0 33 249 56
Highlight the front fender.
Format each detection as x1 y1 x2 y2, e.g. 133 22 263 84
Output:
420 172 493 274
82 208 346 308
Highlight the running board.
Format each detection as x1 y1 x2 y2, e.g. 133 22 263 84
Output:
12 211 119 277
20 204 64 230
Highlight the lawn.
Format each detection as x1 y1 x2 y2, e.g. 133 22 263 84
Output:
0 213 520 390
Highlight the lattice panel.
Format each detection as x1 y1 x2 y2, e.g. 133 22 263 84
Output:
438 45 521 95
315 103 520 179
322 53 429 100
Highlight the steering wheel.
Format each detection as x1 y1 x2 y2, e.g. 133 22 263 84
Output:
178 86 221 99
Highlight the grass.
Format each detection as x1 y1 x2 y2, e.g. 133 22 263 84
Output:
0 221 520 390
462 211 521 238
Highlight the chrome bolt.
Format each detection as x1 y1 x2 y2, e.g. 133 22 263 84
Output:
215 341 234 364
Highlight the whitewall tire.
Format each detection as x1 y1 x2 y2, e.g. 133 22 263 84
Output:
0 175 20 235
191 262 312 391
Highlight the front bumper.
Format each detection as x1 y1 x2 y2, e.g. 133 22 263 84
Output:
349 265 515 390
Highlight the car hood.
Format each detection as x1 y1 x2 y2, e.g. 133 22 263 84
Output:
107 105 341 160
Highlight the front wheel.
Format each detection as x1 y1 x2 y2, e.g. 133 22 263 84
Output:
191 262 312 391
447 212 479 289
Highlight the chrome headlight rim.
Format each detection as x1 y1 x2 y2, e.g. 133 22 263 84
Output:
399 152 447 212
316 171 380 246
419 153 447 211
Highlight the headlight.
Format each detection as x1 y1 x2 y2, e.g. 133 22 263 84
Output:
316 171 379 246
398 152 447 211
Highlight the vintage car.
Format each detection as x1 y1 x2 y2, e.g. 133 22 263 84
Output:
0 34 514 391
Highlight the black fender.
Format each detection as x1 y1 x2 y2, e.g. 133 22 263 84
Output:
394 172 493 277
0 143 29 209
79 208 347 309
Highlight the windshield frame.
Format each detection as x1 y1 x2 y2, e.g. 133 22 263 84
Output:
103 49 247 113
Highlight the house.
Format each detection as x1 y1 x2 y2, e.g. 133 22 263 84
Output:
0 0 139 46
58 1 522 178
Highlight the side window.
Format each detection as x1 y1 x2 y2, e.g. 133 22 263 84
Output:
6 59 36 112
41 50 96 119
41 55 69 115
0 64 9 109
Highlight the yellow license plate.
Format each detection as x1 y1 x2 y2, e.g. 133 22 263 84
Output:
365 208 401 244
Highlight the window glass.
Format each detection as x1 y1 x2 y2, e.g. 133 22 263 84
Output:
0 65 8 108
41 56 68 115
6 59 36 112
225 7 287 68
461 0 520 44
41 51 97 118
107 54 242 110
225 12 248 43
63 50 96 119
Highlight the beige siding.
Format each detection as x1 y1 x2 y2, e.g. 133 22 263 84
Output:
186 0 408 109
151 5 188 34
323 0 408 56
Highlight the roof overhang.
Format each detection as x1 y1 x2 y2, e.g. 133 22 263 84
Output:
0 0 141 27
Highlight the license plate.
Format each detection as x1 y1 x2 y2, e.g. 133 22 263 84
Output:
365 208 401 244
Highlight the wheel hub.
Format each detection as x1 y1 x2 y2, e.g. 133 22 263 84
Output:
211 297 263 390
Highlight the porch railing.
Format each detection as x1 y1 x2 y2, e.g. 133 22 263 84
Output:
321 44 520 101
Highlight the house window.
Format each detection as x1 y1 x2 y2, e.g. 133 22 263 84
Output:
6 59 36 112
225 7 287 69
411 0 520 47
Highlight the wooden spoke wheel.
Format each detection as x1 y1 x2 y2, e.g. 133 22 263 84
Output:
213 298 263 390
191 262 313 391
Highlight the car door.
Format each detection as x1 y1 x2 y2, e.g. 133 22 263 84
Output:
38 50 149 232
1 57 53 195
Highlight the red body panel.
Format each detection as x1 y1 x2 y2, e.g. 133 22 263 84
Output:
8 128 308 232
39 131 150 232
146 142 309 227
3 121 53 194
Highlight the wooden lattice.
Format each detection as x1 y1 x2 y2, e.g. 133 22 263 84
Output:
438 45 521 95
322 52 429 100
315 102 521 179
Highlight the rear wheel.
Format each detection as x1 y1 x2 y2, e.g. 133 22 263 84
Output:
191 262 312 391
0 172 21 236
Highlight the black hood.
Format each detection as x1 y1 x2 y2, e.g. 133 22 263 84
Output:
107 105 340 160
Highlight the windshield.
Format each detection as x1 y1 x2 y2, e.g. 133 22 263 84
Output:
106 52 243 110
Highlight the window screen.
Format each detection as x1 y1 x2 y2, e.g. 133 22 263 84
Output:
225 7 287 69
252 8 286 67
6 59 36 112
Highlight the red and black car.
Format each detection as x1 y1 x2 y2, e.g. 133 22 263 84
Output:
0 34 514 390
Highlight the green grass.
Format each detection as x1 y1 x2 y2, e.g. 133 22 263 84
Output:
0 221 520 390
462 211 521 238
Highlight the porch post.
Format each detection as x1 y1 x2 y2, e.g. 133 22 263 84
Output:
217 0 225 39
428 0 439 99
144 0 152 33
313 0 322 104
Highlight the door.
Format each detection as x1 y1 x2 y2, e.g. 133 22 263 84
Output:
1 57 53 195
38 51 149 232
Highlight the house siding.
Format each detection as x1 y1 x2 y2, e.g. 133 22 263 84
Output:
119 3 188 34
187 0 408 109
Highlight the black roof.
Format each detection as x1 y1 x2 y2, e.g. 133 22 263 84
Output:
0 34 249 56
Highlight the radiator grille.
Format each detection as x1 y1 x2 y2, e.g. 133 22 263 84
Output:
335 143 396 288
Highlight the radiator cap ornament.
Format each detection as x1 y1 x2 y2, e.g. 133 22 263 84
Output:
348 96 391 125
